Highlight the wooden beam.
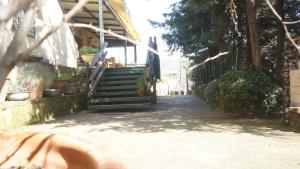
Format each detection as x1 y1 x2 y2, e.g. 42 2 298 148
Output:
75 0 99 25
64 8 110 14
61 0 98 5
73 16 115 21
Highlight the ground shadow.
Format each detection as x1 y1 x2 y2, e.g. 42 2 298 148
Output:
31 96 299 138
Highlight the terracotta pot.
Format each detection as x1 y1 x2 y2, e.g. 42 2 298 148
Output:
138 88 145 96
29 83 44 100
50 80 69 95
0 131 126 169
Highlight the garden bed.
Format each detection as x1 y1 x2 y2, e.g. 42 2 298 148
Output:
0 94 87 130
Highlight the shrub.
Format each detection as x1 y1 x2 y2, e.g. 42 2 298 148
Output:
203 70 282 117
79 46 98 55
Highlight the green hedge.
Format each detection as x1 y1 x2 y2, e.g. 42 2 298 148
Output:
203 70 282 117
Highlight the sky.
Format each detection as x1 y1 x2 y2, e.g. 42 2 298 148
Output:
126 0 190 92
109 0 182 78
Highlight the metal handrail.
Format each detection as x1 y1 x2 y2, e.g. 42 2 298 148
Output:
90 42 108 69
88 43 108 98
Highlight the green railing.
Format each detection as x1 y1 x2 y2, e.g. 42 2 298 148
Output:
146 37 160 103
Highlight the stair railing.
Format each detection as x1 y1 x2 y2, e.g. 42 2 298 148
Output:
146 37 160 104
88 43 108 98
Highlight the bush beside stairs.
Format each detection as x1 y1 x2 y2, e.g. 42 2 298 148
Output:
88 67 152 112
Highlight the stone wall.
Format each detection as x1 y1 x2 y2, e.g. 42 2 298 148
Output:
0 94 87 130
283 39 300 128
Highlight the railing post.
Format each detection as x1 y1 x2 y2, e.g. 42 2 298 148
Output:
134 45 137 64
124 40 127 66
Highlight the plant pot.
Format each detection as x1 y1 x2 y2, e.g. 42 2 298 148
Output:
7 92 29 101
81 54 96 64
50 80 70 95
29 83 44 100
138 88 145 96
44 89 61 97
65 82 79 95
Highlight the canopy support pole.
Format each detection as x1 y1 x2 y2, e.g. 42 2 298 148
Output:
98 0 105 49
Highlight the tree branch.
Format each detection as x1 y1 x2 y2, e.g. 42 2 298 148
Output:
69 23 160 56
189 51 230 70
264 0 300 53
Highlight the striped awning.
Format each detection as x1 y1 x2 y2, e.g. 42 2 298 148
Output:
59 0 140 46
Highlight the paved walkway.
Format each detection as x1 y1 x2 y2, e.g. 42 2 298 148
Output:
17 96 300 169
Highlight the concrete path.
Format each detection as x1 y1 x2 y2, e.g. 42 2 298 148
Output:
17 96 300 169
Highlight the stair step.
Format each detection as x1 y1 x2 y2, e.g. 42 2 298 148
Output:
97 85 138 91
104 71 143 76
90 96 152 104
98 80 137 86
95 91 138 97
105 67 146 72
101 75 141 81
89 103 151 111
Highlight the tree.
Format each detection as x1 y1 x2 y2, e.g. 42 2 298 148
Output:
245 0 262 70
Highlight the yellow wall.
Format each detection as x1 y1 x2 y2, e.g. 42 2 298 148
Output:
74 28 99 49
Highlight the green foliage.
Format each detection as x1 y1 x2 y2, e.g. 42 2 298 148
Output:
53 72 73 81
203 70 282 117
159 0 229 56
53 67 75 81
18 63 54 88
137 69 147 91
74 67 92 82
79 46 98 55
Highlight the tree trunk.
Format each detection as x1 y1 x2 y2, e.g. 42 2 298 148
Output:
275 0 285 86
0 65 14 95
245 0 262 70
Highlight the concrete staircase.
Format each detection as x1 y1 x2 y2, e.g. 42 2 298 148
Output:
89 67 152 112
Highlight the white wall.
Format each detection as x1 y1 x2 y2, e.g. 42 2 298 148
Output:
32 0 79 68
0 0 79 68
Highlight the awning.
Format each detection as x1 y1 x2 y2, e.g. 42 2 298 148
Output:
59 0 140 46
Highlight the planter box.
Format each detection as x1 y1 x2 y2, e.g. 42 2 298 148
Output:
0 94 88 130
51 80 70 95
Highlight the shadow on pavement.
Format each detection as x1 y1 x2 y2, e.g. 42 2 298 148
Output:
35 96 298 138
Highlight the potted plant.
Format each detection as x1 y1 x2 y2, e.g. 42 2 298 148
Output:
51 68 74 95
18 63 53 100
137 70 147 97
6 83 29 101
79 46 98 64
